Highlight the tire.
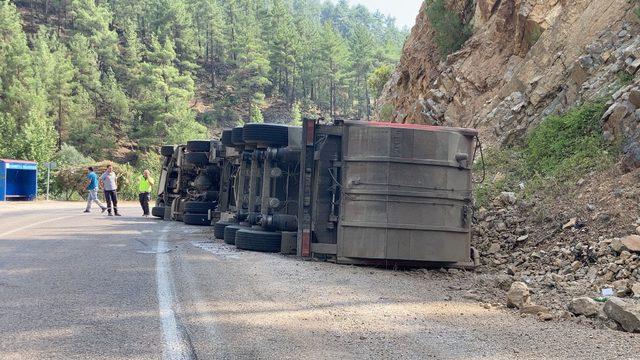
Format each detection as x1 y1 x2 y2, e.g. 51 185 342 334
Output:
224 225 245 245
161 145 175 157
214 221 233 240
185 152 209 167
186 140 211 152
204 191 219 201
152 206 165 218
235 229 282 252
242 123 289 147
183 213 210 226
184 201 217 214
221 130 233 147
231 127 245 146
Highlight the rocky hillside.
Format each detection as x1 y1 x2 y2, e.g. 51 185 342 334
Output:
380 0 640 332
380 0 635 147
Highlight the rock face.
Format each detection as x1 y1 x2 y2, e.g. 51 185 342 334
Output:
378 0 637 154
507 281 531 309
603 297 640 332
568 297 601 317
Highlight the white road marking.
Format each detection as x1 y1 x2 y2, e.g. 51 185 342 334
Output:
156 224 195 360
0 216 76 238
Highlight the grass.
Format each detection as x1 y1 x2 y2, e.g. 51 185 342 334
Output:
474 102 614 208
617 71 634 86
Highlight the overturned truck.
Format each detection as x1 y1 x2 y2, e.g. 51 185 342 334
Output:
297 119 478 267
157 119 479 267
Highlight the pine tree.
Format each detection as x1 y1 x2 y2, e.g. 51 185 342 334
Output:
318 22 350 116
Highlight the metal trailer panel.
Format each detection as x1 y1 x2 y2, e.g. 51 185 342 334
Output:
337 124 474 263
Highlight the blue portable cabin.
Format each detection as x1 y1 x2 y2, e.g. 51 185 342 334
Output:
0 159 38 201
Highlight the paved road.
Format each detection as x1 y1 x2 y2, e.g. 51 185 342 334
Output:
0 202 638 360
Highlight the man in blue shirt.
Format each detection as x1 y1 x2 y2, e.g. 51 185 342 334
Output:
84 166 107 213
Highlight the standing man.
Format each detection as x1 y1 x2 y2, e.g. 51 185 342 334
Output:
137 170 155 217
100 164 121 216
84 166 107 213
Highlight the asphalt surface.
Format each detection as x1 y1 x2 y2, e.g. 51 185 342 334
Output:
1 201 639 360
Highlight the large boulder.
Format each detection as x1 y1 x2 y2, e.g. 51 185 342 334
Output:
507 282 531 309
621 235 640 253
604 297 640 332
568 297 601 317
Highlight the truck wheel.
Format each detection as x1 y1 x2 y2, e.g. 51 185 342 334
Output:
223 225 245 245
235 229 282 252
185 152 209 167
204 191 219 201
214 221 233 240
231 127 245 146
160 145 175 157
152 206 165 218
221 130 234 147
183 213 210 226
242 123 289 147
184 201 217 214
186 140 211 152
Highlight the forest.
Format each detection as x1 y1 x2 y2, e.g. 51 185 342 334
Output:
0 0 407 172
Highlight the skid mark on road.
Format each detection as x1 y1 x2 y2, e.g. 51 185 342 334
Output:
0 215 76 238
156 223 196 360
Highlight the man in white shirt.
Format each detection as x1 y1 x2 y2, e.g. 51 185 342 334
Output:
100 164 121 216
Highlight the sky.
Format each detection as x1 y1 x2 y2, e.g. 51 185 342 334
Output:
341 0 423 29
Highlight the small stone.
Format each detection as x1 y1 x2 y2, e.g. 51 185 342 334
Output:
538 312 554 321
632 283 640 298
576 178 585 186
563 218 578 229
611 238 625 253
486 243 501 255
636 226 640 235
586 204 596 212
507 282 531 309
568 297 601 317
500 192 517 205
629 89 640 108
463 290 482 302
521 304 549 315
627 58 640 75
516 235 529 242
604 297 640 332
496 222 507 232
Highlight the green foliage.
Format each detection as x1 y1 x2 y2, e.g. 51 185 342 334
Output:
617 71 634 86
369 64 393 98
291 101 302 126
54 144 94 166
525 102 611 177
527 25 543 47
425 0 472 57
474 102 613 208
1 0 408 170
249 105 264 123
379 103 395 121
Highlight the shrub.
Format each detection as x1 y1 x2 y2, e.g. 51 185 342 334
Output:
425 0 472 57
473 102 613 207
379 103 395 121
249 105 264 123
525 102 612 177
